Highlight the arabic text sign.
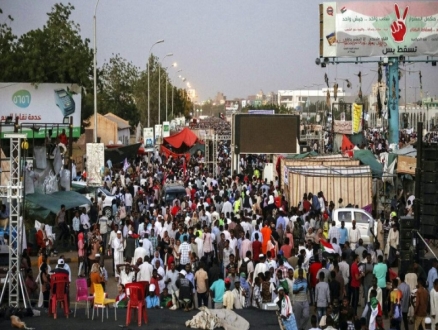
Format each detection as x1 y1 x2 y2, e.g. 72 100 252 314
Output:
320 2 438 57
352 103 363 133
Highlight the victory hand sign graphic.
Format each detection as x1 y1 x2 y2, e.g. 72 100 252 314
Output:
391 4 408 42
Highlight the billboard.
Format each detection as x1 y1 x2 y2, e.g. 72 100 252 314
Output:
233 114 300 154
225 100 239 112
162 121 170 137
320 2 438 57
154 124 163 145
143 127 154 152
352 103 363 133
0 83 82 138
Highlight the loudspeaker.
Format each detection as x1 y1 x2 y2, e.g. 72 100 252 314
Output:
399 216 415 240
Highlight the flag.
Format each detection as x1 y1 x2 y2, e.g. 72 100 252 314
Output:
341 135 354 152
369 297 382 330
320 240 336 254
123 158 129 172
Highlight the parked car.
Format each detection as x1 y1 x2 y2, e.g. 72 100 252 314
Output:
72 182 115 218
331 208 377 245
162 183 187 206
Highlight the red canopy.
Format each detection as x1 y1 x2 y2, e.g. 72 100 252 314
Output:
160 145 190 161
163 127 198 149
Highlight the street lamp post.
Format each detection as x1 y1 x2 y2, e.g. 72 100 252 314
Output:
172 69 182 118
93 0 101 143
165 63 177 122
147 39 164 128
158 53 173 124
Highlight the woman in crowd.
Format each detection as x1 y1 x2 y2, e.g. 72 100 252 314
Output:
89 263 104 295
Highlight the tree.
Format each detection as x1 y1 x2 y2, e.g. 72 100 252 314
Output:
134 54 193 127
0 3 93 122
99 54 140 126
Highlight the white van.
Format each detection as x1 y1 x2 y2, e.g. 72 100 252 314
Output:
331 208 377 245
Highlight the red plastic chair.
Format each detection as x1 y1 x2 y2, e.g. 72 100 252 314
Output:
135 281 149 297
125 284 148 326
74 278 94 318
49 273 69 319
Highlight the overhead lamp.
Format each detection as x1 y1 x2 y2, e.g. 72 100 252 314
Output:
5 116 13 124
315 58 321 65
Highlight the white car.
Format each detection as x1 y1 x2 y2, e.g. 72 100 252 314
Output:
331 208 378 246
72 182 115 218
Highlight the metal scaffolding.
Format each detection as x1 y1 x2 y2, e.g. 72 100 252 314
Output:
0 133 28 308
204 134 231 177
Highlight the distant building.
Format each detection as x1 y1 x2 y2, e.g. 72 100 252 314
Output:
278 88 346 110
214 92 226 105
87 112 131 145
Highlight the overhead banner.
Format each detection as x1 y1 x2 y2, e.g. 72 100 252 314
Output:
352 103 363 133
320 2 438 57
154 124 163 145
143 127 154 152
162 121 170 137
0 83 82 138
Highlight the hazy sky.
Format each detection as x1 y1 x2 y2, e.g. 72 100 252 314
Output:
2 0 437 102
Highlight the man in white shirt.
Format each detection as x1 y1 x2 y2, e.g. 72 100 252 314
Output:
253 254 267 284
125 191 133 214
222 198 233 217
98 215 110 247
136 256 153 282
349 220 361 250
154 259 166 293
133 240 147 265
80 208 90 233
142 234 153 258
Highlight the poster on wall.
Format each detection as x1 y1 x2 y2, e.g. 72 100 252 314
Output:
86 143 104 187
320 2 438 58
143 127 154 152
154 124 163 145
0 83 82 138
162 121 170 137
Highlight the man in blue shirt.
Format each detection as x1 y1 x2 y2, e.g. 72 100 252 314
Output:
146 283 160 308
427 259 438 292
210 277 225 309
339 221 348 248
276 211 287 231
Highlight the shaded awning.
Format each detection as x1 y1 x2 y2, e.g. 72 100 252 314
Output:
164 127 198 149
26 191 92 214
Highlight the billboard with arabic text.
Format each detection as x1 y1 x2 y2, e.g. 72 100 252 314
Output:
320 2 438 57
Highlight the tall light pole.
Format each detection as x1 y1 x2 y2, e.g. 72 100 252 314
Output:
147 39 164 128
172 69 182 118
159 53 173 124
166 62 177 121
93 0 101 143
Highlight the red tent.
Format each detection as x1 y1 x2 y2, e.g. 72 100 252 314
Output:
163 127 199 149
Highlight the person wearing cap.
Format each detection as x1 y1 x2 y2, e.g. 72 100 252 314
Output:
146 283 160 309
253 254 267 284
223 278 234 310
275 286 297 330
176 269 194 311
231 279 244 309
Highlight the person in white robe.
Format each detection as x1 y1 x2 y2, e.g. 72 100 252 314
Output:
430 279 438 327
112 230 124 279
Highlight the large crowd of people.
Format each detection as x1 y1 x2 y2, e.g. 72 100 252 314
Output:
28 118 438 330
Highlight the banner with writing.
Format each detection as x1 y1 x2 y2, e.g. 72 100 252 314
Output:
352 103 363 133
320 2 438 57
